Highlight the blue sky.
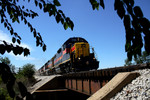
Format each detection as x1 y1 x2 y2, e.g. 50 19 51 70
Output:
0 0 150 70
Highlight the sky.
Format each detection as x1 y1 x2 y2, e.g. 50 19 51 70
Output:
0 0 150 70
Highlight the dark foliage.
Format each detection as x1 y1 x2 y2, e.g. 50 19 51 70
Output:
0 63 16 98
0 41 30 56
115 0 150 61
0 62 33 100
90 0 105 10
0 0 74 56
90 0 150 61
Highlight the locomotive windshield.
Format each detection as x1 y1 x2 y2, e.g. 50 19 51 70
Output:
62 37 88 49
71 37 88 43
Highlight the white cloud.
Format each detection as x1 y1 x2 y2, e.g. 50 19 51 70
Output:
0 30 11 42
7 52 36 61
0 30 35 61
0 30 32 50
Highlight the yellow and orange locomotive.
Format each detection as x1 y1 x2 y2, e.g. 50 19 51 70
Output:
39 37 99 75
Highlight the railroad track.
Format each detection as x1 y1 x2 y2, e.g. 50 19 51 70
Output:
31 63 150 100
63 63 150 78
63 63 150 96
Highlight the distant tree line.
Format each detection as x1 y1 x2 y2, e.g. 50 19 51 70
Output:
124 51 150 66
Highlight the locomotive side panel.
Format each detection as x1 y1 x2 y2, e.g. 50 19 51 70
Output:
62 48 70 64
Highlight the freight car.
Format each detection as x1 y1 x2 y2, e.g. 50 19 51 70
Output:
39 37 99 75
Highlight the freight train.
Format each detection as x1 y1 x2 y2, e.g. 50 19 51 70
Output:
38 37 99 75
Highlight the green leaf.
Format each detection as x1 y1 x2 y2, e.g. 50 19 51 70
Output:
30 26 33 32
127 51 132 61
24 48 30 56
4 22 7 28
56 13 61 23
49 10 53 16
129 0 134 7
123 0 129 6
132 18 141 31
18 36 22 40
100 0 105 9
143 27 150 36
70 21 74 31
35 0 38 6
64 22 68 30
7 26 10 30
14 32 18 37
6 81 15 98
58 10 63 13
90 0 99 10
144 35 150 54
114 0 120 10
3 41 7 45
43 44 46 51
10 29 13 35
43 6 48 12
0 44 6 55
61 18 64 24
53 0 61 6
1 70 9 83
128 28 134 40
36 37 40 46
124 15 130 29
6 45 12 53
12 18 16 23
13 47 18 55
117 1 125 19
12 37 16 43
127 5 133 15
134 6 143 18
139 18 150 29
17 39 21 44
92 4 96 10
39 3 42 9
51 5 57 16
24 18 27 24
1 18 4 23
33 30 37 37
125 42 131 52
22 6 25 9
18 82 28 97
16 46 23 55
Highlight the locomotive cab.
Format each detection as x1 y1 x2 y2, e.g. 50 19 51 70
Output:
74 42 90 59
70 42 99 71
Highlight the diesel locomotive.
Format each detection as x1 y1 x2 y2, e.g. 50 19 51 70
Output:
38 37 99 75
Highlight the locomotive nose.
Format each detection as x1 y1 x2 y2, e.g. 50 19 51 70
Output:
75 42 90 59
86 61 89 65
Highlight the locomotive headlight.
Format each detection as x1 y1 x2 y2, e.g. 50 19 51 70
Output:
78 57 81 60
86 61 89 65
93 57 96 60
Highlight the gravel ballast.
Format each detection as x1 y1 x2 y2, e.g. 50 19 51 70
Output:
110 69 150 100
